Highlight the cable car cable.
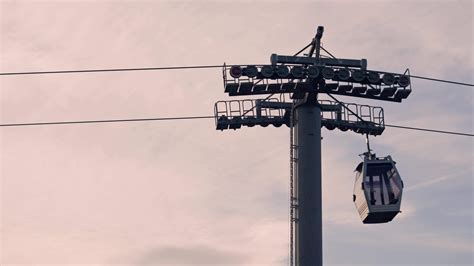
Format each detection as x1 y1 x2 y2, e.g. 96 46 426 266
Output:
320 46 473 87
384 124 474 137
0 115 472 136
0 43 313 77
0 65 224 76
1 61 471 87
322 48 473 137
0 115 215 127
324 93 473 137
397 74 472 87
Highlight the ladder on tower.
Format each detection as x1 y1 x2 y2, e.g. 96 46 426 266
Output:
289 104 298 266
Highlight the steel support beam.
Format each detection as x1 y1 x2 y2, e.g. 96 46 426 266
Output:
295 101 322 266
271 54 367 70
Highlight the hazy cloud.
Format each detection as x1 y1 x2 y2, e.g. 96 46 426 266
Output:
1 1 472 265
128 245 248 265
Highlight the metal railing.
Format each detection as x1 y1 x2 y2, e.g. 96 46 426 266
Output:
214 98 385 135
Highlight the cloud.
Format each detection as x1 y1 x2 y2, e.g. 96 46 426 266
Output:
1 1 472 265
129 245 248 265
406 170 471 192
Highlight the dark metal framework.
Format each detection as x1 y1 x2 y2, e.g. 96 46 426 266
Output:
214 97 385 136
213 26 412 266
222 64 411 102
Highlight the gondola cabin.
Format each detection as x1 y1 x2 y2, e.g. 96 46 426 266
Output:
353 155 404 224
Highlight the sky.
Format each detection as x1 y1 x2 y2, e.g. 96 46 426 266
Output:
0 0 473 265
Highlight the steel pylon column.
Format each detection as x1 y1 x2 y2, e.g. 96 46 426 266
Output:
294 97 322 266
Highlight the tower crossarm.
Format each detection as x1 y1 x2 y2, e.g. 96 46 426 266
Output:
214 98 385 136
222 62 412 102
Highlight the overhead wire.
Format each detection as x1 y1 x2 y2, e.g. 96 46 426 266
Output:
384 124 473 137
380 71 472 87
0 65 224 76
0 45 471 137
1 59 471 87
0 115 215 127
320 45 473 87
0 114 472 136
320 50 474 138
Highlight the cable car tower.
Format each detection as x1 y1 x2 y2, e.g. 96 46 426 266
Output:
213 26 412 266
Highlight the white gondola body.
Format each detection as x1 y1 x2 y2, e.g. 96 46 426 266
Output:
353 155 403 224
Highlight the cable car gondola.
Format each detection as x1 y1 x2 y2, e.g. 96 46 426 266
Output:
353 136 404 224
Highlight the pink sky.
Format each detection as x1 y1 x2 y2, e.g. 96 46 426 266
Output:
1 1 472 265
